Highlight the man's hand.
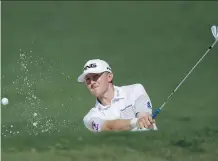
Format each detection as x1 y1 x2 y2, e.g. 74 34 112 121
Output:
136 113 155 129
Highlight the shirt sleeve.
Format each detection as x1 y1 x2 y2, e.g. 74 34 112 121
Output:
133 84 152 115
83 109 105 132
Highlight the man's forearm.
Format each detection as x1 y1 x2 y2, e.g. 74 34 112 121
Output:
102 118 137 131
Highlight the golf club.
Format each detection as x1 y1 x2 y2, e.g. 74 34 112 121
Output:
152 25 218 119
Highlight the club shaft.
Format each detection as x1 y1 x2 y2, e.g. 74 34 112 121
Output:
152 39 218 119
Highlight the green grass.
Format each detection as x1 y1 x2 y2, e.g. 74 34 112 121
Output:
2 128 218 161
2 1 218 161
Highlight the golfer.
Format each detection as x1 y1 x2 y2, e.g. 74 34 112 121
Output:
77 59 157 132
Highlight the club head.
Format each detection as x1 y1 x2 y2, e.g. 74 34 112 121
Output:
211 25 218 40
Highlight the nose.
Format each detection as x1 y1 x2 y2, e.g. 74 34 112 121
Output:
90 79 95 84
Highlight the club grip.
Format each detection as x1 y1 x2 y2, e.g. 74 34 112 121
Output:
152 108 161 119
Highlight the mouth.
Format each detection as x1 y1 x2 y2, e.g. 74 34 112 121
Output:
91 85 98 89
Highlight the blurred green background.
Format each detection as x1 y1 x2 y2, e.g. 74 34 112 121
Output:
1 1 218 161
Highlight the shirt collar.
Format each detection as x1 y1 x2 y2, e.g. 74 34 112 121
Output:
113 85 125 100
95 85 125 110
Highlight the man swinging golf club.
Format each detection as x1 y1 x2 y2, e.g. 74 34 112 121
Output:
77 59 157 132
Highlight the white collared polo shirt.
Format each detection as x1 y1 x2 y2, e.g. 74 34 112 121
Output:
83 83 157 132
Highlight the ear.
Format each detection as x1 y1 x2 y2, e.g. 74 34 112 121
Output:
108 72 113 83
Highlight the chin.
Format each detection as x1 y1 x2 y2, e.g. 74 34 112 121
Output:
91 90 102 98
93 92 101 98
90 90 99 97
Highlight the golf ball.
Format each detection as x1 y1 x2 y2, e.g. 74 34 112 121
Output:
1 97 9 105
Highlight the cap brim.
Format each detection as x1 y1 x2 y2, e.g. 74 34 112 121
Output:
77 73 86 83
77 69 112 83
77 71 105 83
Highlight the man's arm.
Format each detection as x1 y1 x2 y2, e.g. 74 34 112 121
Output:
103 117 154 131
83 116 139 132
133 84 157 130
102 119 133 131
83 115 153 132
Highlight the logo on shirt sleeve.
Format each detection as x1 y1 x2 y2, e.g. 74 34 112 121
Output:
147 101 152 109
91 121 99 131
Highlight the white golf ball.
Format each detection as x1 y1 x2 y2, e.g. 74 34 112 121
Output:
33 113 37 117
1 97 9 105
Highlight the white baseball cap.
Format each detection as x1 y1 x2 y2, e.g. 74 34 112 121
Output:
77 59 112 82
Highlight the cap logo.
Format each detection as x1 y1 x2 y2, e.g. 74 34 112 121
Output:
107 67 111 71
84 63 97 71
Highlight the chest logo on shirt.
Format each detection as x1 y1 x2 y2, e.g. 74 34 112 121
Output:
120 104 135 118
120 104 132 111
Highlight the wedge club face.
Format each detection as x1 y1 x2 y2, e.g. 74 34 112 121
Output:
211 25 218 40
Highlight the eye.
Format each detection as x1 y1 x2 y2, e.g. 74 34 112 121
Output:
94 74 101 79
85 77 91 82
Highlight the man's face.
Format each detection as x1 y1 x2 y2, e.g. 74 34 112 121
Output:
84 72 113 97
